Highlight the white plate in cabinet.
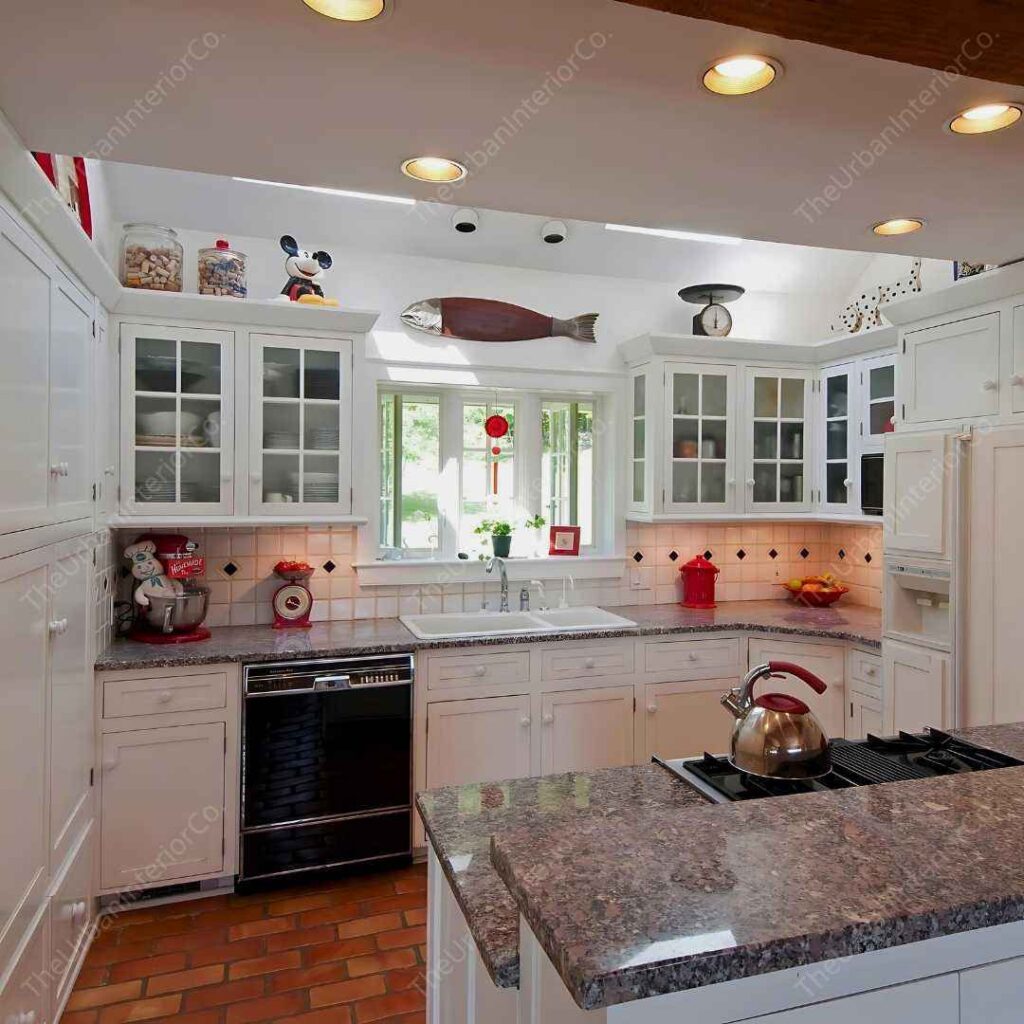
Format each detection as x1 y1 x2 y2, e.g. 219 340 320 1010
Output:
642 681 737 761
103 671 228 719
539 686 634 775
848 649 882 693
100 722 226 891
539 640 633 683
425 649 531 691
49 822 95 1015
425 696 532 789
641 637 742 681
0 907 47 1024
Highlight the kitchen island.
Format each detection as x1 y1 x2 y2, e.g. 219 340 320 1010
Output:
417 722 1024 1024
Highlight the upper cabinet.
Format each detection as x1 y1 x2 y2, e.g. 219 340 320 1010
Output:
860 353 897 450
820 363 858 514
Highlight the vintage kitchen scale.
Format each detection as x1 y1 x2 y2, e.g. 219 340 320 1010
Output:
272 560 316 629
677 283 745 337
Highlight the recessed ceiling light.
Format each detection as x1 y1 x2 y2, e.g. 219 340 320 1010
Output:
232 177 415 205
872 218 925 237
605 223 743 245
401 157 467 183
949 103 1022 134
703 55 780 96
301 0 384 21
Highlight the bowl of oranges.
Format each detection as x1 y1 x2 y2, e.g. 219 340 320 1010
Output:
779 573 849 608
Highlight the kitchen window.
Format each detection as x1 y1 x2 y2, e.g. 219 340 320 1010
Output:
378 388 598 560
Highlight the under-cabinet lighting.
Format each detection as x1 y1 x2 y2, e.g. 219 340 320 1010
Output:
232 176 416 205
605 223 743 245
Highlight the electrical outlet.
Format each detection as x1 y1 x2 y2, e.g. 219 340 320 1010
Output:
630 568 647 590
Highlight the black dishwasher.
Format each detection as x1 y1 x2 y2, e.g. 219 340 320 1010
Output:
239 654 413 885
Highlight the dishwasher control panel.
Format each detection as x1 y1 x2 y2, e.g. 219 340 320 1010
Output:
244 653 414 695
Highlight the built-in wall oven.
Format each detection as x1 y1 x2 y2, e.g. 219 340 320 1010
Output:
239 654 413 886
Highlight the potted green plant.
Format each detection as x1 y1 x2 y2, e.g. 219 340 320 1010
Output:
475 518 513 558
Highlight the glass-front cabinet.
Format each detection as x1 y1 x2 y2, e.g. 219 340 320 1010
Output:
861 353 897 450
121 324 234 514
664 362 737 512
820 363 858 514
744 367 813 513
250 333 352 515
629 370 649 512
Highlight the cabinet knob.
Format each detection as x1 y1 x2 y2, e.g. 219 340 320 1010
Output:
102 758 118 773
687 652 698 661
474 665 486 677
843 478 852 488
48 618 68 636
104 465 116 476
746 478 756 487
982 378 998 391
18 1012 36 1024
520 716 531 728
62 462 70 477
866 666 877 677
49 464 61 477
647 703 657 714
583 657 596 669
1011 374 1024 387
156 690 173 704
542 712 554 725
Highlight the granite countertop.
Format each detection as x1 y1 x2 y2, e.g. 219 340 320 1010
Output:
485 722 1024 1010
95 599 881 671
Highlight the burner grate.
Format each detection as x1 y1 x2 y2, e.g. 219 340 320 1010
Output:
829 739 934 785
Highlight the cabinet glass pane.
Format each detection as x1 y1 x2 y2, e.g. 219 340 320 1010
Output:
633 418 645 459
672 418 698 457
701 462 726 503
754 377 777 417
181 398 219 448
180 450 221 503
780 422 804 461
305 404 341 451
753 463 776 503
672 462 698 503
263 403 300 449
753 421 777 460
632 461 644 503
870 399 895 435
135 337 177 393
702 375 727 417
870 364 895 400
673 374 699 415
181 342 221 395
780 378 804 418
135 395 175 446
826 375 848 417
264 348 300 398
303 453 339 503
305 350 340 401
633 375 645 417
135 450 177 503
780 463 804 503
263 452 300 503
701 418 727 460
827 463 848 504
827 420 847 460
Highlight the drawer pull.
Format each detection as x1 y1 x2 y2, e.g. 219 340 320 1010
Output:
865 666 877 677
48 618 68 636
156 690 174 704
102 757 118 773
584 657 596 669
542 712 554 725
474 665 487 677
520 716 531 728
687 652 698 661
647 703 657 714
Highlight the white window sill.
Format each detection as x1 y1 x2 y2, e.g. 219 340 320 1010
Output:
353 555 627 587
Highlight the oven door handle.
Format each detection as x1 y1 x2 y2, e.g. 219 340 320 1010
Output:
314 674 352 690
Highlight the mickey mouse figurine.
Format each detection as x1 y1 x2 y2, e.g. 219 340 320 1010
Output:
277 234 339 306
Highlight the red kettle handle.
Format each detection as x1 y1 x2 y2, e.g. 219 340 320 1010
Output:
767 661 828 694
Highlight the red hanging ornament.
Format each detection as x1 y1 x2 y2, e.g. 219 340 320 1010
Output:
484 415 509 495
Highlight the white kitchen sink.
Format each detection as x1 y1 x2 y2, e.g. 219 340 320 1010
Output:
400 606 636 640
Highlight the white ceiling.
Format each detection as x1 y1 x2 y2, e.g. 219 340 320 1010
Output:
3 0 1023 262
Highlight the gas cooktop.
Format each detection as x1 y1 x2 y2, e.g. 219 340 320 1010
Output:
656 729 1024 803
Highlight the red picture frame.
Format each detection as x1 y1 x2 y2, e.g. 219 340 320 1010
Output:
548 525 581 556
32 152 92 238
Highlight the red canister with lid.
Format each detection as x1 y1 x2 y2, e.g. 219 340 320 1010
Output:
679 554 719 608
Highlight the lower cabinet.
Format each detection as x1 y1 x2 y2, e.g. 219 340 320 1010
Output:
0 908 48 1024
883 639 951 733
539 686 634 775
49 821 95 1018
960 956 1024 1023
846 687 884 739
641 681 736 760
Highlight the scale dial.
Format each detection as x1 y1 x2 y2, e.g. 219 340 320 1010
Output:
272 583 313 622
699 302 733 337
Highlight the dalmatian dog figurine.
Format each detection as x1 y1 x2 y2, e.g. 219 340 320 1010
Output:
277 235 339 306
124 540 183 608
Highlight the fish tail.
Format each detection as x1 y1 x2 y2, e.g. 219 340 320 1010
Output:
556 313 599 342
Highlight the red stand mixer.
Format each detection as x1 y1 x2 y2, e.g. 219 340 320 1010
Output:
124 533 211 644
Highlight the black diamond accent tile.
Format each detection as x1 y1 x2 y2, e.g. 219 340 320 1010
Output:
632 551 644 563
838 549 847 560
768 548 778 559
736 549 746 560
668 550 679 562
865 552 873 563
223 562 238 577
799 548 810 559
703 550 713 560
323 560 337 574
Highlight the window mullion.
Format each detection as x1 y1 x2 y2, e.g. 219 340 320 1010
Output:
437 391 463 558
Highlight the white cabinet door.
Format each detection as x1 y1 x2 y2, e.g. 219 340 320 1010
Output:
883 639 950 734
664 362 738 513
0 548 49 973
961 956 1024 1023
846 687 884 740
820 363 858 514
1013 304 1024 416
539 686 634 775
883 432 950 557
49 821 95 1015
121 323 234 515
747 639 845 738
250 333 353 515
0 208 53 535
964 426 1024 726
425 695 532 789
100 723 226 890
0 907 47 1024
902 312 1000 425
744 368 814 513
641 681 737 760
860 353 897 450
49 278 93 522
49 546 93 870
629 368 651 512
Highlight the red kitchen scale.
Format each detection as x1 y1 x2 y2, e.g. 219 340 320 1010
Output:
272 561 315 629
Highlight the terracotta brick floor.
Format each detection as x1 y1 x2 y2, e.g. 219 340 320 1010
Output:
64 863 427 1024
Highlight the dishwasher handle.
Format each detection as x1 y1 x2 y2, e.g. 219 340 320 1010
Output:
314 674 351 691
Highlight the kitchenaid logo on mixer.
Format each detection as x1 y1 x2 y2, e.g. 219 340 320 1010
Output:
164 555 205 579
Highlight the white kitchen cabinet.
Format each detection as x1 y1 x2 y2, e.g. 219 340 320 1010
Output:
860 352 897 449
426 695 532 789
99 722 226 890
0 908 48 1024
819 363 858 514
883 638 950 734
249 332 353 515
960 955 1024 1023
48 821 95 1018
747 639 845 737
744 368 814 513
846 687 884 740
629 368 651 513
902 312 1001 426
641 681 736 760
664 362 738 513
1013 304 1024 416
120 322 234 515
882 432 951 557
539 686 634 775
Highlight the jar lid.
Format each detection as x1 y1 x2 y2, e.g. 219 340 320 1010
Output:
681 554 719 571
216 239 230 249
123 223 178 237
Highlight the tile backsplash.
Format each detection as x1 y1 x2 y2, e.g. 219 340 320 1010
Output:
112 521 882 629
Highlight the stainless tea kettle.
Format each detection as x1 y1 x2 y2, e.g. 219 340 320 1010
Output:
721 661 831 780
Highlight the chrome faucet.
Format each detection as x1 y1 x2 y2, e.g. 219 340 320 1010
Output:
486 557 510 612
